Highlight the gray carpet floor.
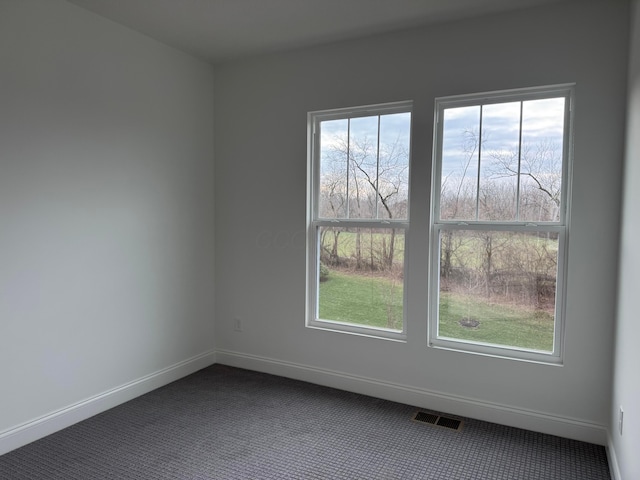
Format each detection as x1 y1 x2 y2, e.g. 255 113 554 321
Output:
0 364 610 479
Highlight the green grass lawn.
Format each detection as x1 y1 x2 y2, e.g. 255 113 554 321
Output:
318 270 554 351
438 292 554 351
318 270 403 330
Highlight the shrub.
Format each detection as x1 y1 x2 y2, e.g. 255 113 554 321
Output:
319 262 330 282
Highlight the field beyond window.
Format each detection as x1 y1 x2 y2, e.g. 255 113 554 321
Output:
318 227 404 331
438 229 557 351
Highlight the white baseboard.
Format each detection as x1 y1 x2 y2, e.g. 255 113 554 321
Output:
216 349 608 446
607 433 622 480
0 350 217 456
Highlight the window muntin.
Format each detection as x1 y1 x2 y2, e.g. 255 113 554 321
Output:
430 86 573 362
308 102 411 339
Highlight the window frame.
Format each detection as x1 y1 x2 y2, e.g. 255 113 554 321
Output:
428 84 574 364
306 101 413 341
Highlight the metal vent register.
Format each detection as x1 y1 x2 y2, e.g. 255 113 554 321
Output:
412 411 463 431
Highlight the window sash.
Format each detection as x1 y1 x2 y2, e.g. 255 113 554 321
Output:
310 101 412 223
429 223 568 363
432 84 573 227
307 223 409 340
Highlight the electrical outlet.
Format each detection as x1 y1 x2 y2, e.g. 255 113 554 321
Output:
619 406 624 435
233 318 242 332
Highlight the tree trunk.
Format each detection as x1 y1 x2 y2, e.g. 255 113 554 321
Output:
331 230 340 266
485 235 492 300
387 229 395 269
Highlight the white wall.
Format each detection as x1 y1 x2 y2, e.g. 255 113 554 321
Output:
611 1 640 478
0 0 215 452
214 0 628 444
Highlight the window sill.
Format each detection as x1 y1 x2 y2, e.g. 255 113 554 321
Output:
429 337 563 366
307 319 407 343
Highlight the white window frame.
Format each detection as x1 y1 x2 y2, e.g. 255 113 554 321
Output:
428 84 574 364
306 101 412 341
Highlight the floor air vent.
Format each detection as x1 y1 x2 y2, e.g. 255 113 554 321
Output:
412 411 463 431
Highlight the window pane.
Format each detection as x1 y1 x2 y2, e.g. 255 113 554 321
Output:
478 102 521 221
318 226 404 331
319 119 348 218
348 116 379 219
438 228 557 351
440 97 566 224
520 98 565 222
318 112 411 222
440 106 480 220
378 112 411 220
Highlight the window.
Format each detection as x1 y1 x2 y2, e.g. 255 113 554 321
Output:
307 101 412 339
429 85 573 363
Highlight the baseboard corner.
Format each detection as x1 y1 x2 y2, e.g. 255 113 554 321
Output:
607 432 623 480
0 349 216 456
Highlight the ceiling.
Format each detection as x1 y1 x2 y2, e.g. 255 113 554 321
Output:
66 0 568 65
